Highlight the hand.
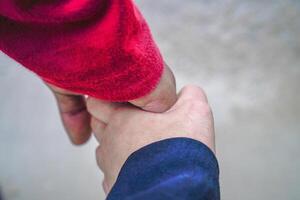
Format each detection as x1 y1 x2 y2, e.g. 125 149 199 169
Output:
86 85 215 194
47 65 177 145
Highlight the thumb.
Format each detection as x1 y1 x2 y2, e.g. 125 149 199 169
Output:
129 64 177 113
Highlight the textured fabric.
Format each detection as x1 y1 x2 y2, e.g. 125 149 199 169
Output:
107 138 220 200
0 0 163 101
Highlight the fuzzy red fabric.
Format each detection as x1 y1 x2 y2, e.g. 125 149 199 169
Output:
0 0 163 101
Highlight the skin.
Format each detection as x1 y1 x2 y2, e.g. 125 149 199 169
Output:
86 85 216 194
47 64 177 145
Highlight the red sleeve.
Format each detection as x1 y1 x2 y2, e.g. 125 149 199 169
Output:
0 0 163 101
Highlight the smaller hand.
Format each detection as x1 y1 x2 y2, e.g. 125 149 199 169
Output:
47 65 177 145
86 85 215 194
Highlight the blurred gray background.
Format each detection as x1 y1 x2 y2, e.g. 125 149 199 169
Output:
1 0 300 199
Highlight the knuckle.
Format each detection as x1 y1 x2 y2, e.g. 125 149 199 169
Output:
183 85 204 93
191 100 207 110
199 103 213 117
183 99 212 116
95 145 102 157
183 85 208 102
95 146 104 168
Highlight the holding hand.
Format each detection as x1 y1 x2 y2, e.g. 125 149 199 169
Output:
86 85 216 194
47 65 177 145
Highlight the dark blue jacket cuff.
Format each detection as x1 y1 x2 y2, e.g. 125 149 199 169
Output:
107 137 220 200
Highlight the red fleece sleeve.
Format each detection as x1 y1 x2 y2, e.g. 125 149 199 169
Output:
0 0 163 101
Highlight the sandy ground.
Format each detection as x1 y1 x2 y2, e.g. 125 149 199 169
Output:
1 0 300 199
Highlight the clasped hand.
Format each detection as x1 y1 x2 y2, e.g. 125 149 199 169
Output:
47 67 215 195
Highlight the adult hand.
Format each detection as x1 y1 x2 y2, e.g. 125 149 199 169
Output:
86 85 215 194
47 65 177 145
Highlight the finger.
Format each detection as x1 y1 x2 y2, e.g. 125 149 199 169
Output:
91 117 106 143
95 147 112 194
102 180 109 195
129 64 177 113
95 145 105 171
54 92 91 145
86 98 121 123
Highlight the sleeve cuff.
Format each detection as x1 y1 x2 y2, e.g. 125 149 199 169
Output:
107 137 220 200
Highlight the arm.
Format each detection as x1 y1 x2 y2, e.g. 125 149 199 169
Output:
0 0 176 144
0 0 163 101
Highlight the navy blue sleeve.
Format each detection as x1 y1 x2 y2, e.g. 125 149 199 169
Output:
107 137 220 200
